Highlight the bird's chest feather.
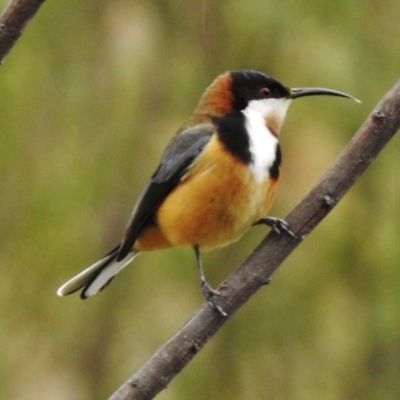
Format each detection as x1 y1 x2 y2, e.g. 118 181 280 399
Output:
156 130 279 248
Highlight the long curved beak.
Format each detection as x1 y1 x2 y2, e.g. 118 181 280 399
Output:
289 87 360 103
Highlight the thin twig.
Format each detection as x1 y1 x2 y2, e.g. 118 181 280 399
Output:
109 80 400 400
0 0 45 63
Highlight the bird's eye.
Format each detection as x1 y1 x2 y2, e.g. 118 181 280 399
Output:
260 87 271 98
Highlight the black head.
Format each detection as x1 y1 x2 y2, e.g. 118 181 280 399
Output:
230 70 291 111
229 70 359 112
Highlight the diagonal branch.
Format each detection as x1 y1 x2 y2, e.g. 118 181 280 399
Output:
109 79 400 400
0 0 45 63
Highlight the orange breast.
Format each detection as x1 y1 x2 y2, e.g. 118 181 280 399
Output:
138 136 280 251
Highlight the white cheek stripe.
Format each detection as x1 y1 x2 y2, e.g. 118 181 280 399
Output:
242 98 290 181
246 111 278 181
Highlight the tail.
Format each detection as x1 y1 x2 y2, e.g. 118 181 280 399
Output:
57 246 137 299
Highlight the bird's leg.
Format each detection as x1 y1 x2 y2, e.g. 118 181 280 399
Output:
194 246 227 317
254 216 298 239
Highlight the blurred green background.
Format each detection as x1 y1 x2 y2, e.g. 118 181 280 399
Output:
0 0 399 399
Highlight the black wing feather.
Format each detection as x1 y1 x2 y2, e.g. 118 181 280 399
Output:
116 123 214 261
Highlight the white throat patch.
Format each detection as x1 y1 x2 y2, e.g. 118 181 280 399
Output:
242 98 291 181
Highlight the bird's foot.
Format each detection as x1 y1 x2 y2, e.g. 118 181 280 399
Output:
256 216 298 239
200 280 227 317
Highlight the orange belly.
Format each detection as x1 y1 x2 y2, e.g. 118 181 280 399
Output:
134 137 279 252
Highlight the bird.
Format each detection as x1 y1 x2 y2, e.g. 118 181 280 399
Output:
57 70 358 315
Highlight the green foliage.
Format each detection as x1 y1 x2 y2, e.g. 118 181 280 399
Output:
0 0 399 398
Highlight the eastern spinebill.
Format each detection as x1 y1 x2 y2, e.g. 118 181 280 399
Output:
57 70 358 315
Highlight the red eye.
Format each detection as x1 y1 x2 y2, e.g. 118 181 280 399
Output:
260 87 271 98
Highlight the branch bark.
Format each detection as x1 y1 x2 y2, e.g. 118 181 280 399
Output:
109 80 400 400
0 0 45 63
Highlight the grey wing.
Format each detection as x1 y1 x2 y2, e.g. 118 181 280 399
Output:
116 123 214 260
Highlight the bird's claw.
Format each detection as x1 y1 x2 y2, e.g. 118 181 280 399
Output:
207 300 227 317
201 281 227 317
256 217 298 239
